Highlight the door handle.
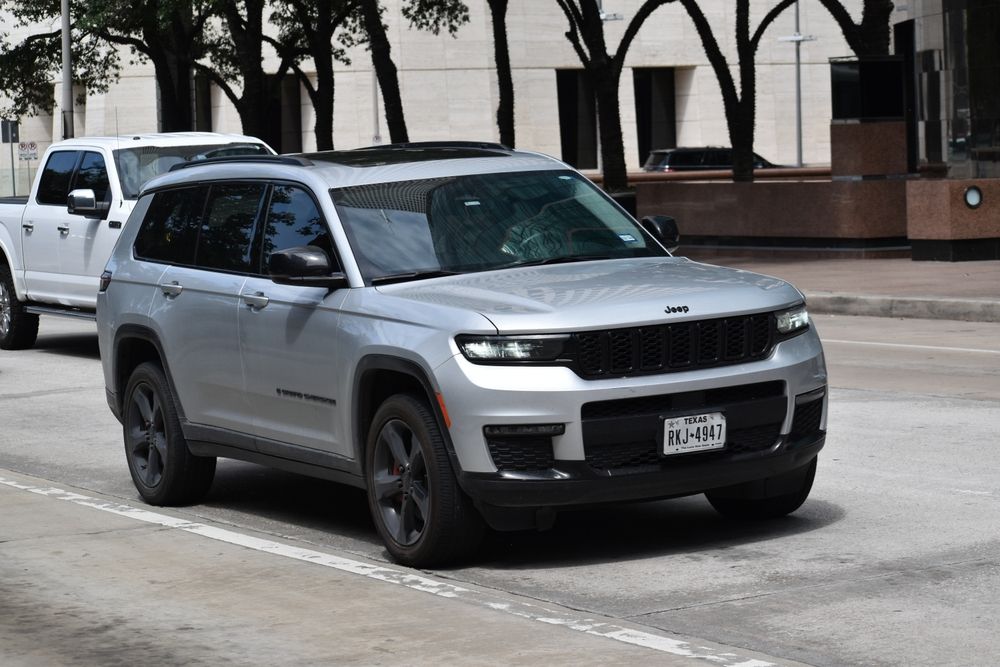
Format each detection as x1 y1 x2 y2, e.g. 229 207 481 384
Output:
57 224 70 235
159 281 183 297
242 292 269 310
22 222 33 232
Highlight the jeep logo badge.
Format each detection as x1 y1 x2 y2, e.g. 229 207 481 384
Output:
665 306 690 314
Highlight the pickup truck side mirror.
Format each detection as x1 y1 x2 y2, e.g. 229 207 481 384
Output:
640 215 680 253
67 189 111 220
269 246 349 290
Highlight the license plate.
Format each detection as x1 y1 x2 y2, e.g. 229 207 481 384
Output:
662 412 727 456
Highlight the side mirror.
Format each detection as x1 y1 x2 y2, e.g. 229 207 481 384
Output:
269 246 348 290
67 188 110 220
640 215 680 253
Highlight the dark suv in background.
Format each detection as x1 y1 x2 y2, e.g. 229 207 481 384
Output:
642 147 779 172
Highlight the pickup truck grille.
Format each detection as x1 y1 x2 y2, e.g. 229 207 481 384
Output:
572 313 773 379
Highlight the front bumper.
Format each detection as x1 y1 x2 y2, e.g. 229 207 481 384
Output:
458 432 823 509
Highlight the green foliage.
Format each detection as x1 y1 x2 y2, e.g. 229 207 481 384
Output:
0 14 120 118
402 0 470 36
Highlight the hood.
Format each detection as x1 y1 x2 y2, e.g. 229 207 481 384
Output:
375 257 804 333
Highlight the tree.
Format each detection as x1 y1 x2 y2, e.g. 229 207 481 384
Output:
80 0 212 131
817 0 894 57
677 0 797 182
0 0 211 131
197 0 300 142
555 0 675 192
270 0 358 150
0 4 121 119
486 0 514 147
352 0 469 144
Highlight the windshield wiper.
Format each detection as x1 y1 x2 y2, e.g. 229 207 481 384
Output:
371 269 461 286
502 255 611 269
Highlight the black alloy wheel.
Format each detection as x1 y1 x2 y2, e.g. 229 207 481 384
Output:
123 362 215 506
365 393 483 567
0 264 39 350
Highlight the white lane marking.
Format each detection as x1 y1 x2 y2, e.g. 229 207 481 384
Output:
823 339 1000 355
1 476 777 667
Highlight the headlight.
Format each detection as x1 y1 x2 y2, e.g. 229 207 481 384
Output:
456 334 570 363
775 304 809 335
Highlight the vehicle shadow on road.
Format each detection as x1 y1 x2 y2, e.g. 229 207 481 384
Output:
203 461 377 544
471 496 845 570
200 460 845 569
34 333 101 360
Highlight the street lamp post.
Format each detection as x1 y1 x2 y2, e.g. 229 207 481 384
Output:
61 0 73 139
779 2 815 167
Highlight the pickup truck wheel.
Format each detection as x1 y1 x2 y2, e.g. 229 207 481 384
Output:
0 265 39 350
123 362 216 506
706 458 817 520
365 393 484 567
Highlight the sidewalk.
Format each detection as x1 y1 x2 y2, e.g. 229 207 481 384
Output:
0 470 798 667
693 255 1000 322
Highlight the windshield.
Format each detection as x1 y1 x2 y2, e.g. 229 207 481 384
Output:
331 169 667 284
113 142 272 199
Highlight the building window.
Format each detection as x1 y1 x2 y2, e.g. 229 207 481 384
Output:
556 70 597 170
633 68 676 166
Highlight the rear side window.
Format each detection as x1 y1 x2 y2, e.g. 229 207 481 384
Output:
257 184 336 273
703 150 731 168
667 151 701 167
36 151 80 205
134 186 207 265
196 183 267 273
73 151 111 202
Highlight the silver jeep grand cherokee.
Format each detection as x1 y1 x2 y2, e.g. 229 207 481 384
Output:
97 144 827 567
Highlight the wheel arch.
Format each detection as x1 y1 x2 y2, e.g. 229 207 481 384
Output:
0 230 25 301
112 324 187 422
353 355 454 473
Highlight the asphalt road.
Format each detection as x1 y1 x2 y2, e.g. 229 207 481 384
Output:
2 314 999 665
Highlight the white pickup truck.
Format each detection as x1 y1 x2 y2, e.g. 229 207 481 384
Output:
0 132 272 349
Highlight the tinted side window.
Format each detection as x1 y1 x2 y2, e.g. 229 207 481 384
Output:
703 150 731 168
134 187 207 265
257 184 336 274
667 151 701 167
36 151 80 205
73 151 111 202
195 183 266 273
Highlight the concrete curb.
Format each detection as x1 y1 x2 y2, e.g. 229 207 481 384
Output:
804 292 1000 323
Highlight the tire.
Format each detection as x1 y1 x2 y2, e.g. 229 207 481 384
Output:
0 263 39 350
365 393 484 567
706 457 817 520
122 361 216 506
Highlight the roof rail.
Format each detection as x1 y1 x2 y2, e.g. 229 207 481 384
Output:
168 155 313 172
355 141 512 152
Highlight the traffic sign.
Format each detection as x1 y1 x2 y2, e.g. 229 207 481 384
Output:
18 141 37 161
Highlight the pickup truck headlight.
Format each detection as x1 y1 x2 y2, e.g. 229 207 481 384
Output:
456 334 570 363
775 304 809 336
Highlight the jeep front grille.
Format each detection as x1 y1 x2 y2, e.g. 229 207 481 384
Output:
573 313 773 379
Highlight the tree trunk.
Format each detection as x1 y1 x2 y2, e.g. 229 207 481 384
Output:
157 52 194 131
730 1 756 183
595 74 628 192
312 57 335 150
360 0 408 143
487 0 514 148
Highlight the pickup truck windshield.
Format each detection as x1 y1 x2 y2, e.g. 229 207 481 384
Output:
113 143 271 199
332 170 667 284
